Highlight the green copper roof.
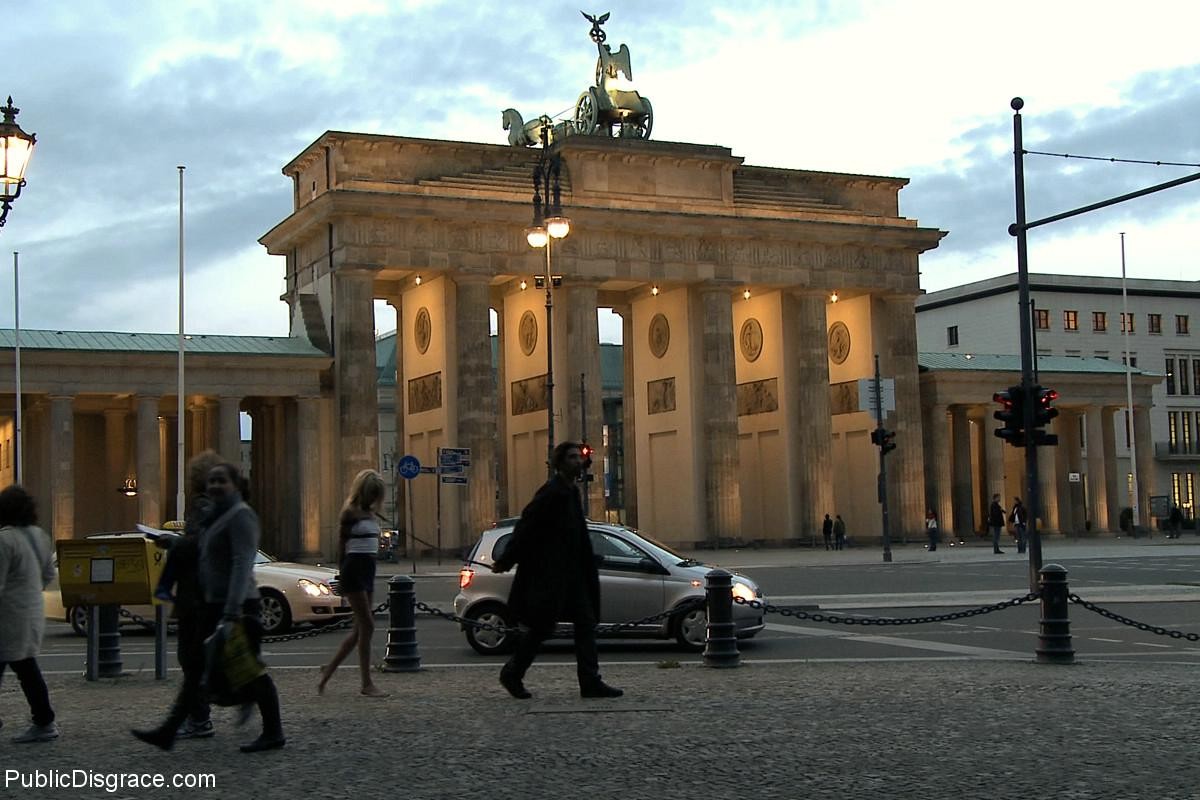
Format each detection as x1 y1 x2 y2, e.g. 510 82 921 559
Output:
0 329 329 357
919 352 1149 375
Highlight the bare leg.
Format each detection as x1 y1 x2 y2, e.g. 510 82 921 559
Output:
347 592 386 696
318 591 366 694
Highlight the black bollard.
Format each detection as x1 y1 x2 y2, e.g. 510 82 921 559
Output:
702 568 740 668
1036 564 1075 664
97 604 124 678
382 575 421 672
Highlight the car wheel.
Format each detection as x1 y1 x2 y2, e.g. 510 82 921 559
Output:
258 590 292 635
674 603 708 651
464 603 516 655
68 606 89 637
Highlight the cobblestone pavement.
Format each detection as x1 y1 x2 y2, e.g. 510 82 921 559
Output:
2 659 1198 799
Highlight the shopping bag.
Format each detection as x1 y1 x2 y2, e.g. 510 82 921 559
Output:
202 620 266 706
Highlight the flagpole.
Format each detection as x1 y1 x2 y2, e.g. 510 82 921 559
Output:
176 166 186 521
1120 232 1141 528
13 250 21 485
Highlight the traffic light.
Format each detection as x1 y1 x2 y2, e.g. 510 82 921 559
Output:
1030 386 1059 446
580 442 594 466
993 384 1026 447
870 428 896 455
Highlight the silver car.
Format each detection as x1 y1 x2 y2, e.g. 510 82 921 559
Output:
453 521 765 654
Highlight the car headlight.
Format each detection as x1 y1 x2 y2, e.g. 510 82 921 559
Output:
730 581 757 603
298 579 331 597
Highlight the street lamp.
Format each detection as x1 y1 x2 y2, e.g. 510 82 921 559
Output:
526 129 571 476
1 96 37 487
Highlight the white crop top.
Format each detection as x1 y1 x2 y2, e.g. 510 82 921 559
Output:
344 517 381 555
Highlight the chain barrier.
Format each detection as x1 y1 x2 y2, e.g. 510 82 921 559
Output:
115 601 393 644
414 597 706 636
733 592 1041 626
1069 593 1200 642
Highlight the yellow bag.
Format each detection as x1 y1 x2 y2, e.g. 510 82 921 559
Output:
203 620 266 705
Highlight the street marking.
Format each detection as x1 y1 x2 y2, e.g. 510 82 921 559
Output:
762 621 1026 658
1088 637 1123 643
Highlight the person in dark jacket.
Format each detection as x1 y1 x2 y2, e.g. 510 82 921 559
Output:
821 514 833 550
1009 497 1028 554
491 441 622 700
988 494 1006 554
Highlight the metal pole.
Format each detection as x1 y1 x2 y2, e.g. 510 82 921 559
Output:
435 446 442 566
12 251 21 485
1030 297 1040 384
545 237 555 478
407 476 416 575
580 371 589 517
1011 98 1043 593
874 354 892 563
176 166 186 521
1120 232 1141 529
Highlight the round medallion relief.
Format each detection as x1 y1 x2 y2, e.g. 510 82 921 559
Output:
739 318 764 363
518 310 538 357
828 320 851 365
414 307 432 355
648 313 670 359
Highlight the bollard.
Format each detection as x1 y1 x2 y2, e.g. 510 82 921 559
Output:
1036 564 1075 664
382 575 422 672
702 568 740 668
97 604 124 678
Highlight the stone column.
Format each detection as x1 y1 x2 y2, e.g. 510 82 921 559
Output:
48 396 75 541
923 403 953 533
453 275 499 548
333 268 380 494
1133 406 1154 528
694 285 741 543
136 397 162 527
105 409 128 531
560 281 604 515
491 301 509 520
1102 406 1122 532
189 400 209 456
217 396 242 462
983 415 1005 508
385 296 411 536
878 295 926 539
159 415 173 519
783 291 834 537
950 405 974 537
296 396 322 558
1084 405 1109 531
1056 409 1082 534
1037 443 1058 532
618 305 637 528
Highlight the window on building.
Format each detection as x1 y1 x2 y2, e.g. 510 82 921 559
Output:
1148 313 1162 334
1169 412 1179 454
1124 410 1130 448
1094 352 1109 360
1065 349 1081 358
1092 311 1107 332
1181 358 1192 396
1171 472 1194 517
1035 308 1050 330
1120 312 1134 333
1121 354 1138 368
946 325 959 347
1194 361 1200 397
1184 413 1194 454
1064 310 1078 331
1178 315 1190 335
1166 357 1176 395
1173 472 1183 510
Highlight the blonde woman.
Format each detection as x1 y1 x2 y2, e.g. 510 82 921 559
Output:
318 469 388 697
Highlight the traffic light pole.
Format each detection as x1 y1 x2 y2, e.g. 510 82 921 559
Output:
874 354 892 563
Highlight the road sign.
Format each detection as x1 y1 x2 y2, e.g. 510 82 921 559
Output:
440 475 468 485
1068 472 1081 483
418 466 437 474
858 378 896 414
397 455 421 480
439 447 472 468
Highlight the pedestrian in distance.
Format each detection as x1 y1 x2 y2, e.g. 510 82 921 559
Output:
822 514 833 551
143 449 224 742
833 514 847 551
134 462 285 753
318 468 389 698
988 494 1006 554
925 508 939 552
0 485 59 744
1167 505 1184 539
1009 497 1028 554
492 441 622 701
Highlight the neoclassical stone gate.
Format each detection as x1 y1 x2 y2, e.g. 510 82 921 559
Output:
260 133 945 552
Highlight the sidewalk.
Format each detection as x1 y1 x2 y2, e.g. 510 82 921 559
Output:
3 658 1197 799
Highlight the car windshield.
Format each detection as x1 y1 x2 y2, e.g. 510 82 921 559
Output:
254 551 275 565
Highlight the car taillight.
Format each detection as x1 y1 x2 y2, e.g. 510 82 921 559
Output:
459 568 474 589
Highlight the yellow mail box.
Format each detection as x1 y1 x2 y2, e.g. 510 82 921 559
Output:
56 535 166 607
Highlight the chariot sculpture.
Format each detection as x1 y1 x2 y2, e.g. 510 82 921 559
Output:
502 11 653 147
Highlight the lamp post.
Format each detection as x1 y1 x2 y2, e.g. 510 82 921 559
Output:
1 97 37 485
525 130 570 477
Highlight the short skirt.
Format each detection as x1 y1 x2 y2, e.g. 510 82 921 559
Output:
338 553 377 595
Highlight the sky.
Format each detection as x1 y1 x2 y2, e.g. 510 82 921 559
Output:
7 0 1199 345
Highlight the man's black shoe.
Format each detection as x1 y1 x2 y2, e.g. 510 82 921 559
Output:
994 549 1005 554
580 682 623 699
239 734 286 753
131 727 175 751
499 667 531 699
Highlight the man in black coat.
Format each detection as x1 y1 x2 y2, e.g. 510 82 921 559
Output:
988 494 1006 554
492 441 622 700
